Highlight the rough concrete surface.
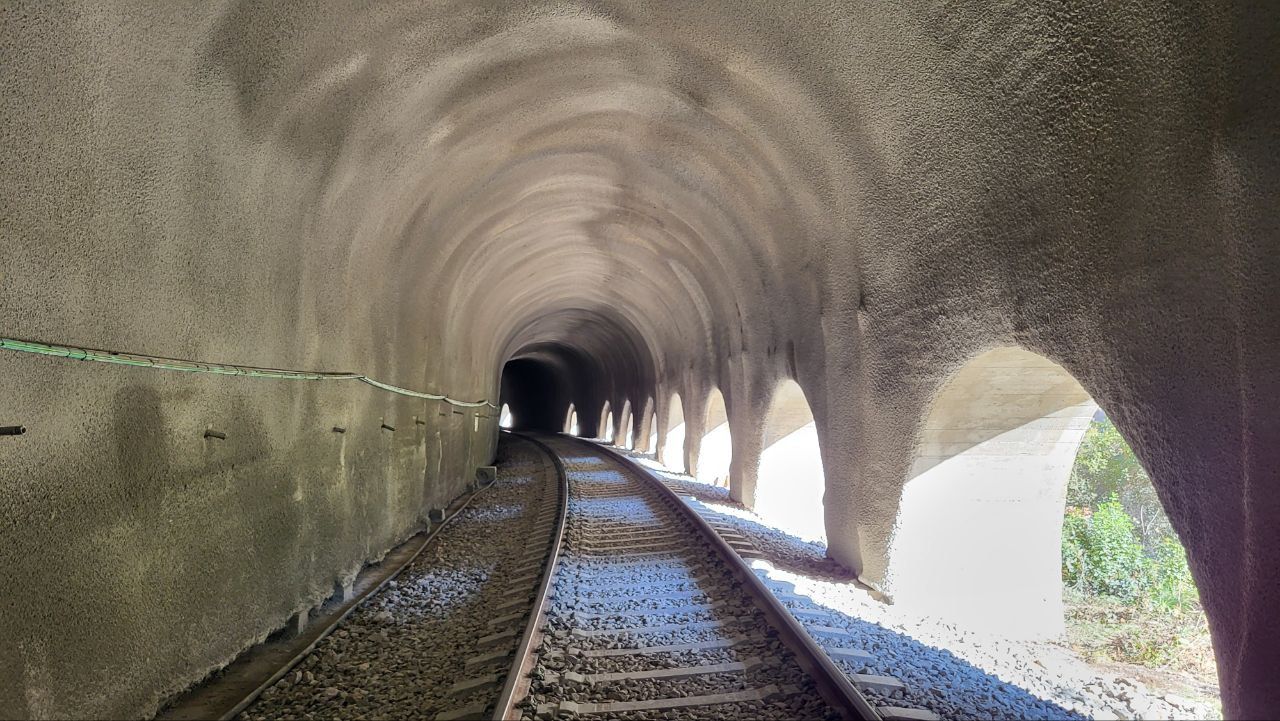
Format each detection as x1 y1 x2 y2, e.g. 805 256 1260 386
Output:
1 1 1277 718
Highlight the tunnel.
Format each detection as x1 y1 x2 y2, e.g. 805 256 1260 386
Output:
1 3 1278 719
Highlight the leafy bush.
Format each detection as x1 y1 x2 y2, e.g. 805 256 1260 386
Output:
1067 418 1172 552
1060 416 1214 686
1150 536 1199 613
1062 497 1152 603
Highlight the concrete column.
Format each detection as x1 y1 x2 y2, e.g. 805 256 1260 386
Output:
612 400 631 447
599 401 613 441
682 385 707 477
635 397 655 453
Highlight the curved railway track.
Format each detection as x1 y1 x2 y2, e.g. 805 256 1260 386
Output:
489 434 877 721
163 432 888 721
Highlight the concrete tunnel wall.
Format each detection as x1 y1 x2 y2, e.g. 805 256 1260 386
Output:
1 2 1277 718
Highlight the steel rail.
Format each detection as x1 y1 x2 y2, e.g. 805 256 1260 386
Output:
492 432 570 720
586 437 883 721
158 475 498 721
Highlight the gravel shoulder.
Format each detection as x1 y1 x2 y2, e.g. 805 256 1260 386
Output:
239 436 554 721
616 447 1219 721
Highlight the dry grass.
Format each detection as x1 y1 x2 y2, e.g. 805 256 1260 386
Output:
1063 589 1220 712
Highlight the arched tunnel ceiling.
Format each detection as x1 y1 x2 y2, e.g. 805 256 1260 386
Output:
216 2 843 400
2 3 1277 718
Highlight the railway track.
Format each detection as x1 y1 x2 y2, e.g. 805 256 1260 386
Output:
167 432 897 720
489 434 878 721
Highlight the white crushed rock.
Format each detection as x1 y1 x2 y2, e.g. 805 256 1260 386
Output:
616 447 1218 721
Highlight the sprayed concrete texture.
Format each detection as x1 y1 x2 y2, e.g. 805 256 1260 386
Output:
1 2 1278 718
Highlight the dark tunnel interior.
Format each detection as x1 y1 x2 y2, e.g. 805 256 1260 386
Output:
499 358 569 433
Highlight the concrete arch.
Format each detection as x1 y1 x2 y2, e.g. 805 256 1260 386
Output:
696 388 732 486
616 399 633 448
756 380 825 542
884 347 1098 639
659 392 687 472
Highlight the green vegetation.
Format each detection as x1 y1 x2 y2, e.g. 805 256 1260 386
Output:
1061 416 1210 676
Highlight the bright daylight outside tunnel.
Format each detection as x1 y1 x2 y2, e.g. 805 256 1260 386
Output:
1 3 1277 721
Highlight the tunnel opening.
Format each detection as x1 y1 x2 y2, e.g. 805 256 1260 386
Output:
638 396 655 453
880 346 1216 710
599 401 613 441
696 387 732 487
617 399 633 449
499 404 513 429
756 379 826 542
659 392 686 471
1061 411 1216 708
499 359 568 433
885 347 1101 639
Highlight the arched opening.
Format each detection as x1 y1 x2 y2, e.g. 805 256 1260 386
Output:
1061 411 1215 698
647 405 658 452
499 404 513 429
659 392 686 472
886 347 1098 639
499 358 567 432
756 380 825 542
696 387 732 486
617 399 633 448
563 403 576 433
600 401 613 441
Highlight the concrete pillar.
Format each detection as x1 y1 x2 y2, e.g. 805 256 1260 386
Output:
613 400 631 447
635 397 655 453
884 348 1096 639
683 387 706 477
600 401 613 441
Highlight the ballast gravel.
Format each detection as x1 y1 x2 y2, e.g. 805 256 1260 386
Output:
619 447 1219 720
523 437 840 721
238 436 555 721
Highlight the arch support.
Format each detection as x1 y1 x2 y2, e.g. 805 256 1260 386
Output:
884 348 1097 639
635 397 655 453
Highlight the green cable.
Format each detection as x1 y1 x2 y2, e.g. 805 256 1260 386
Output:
0 337 496 409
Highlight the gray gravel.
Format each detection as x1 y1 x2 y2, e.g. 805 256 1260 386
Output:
238 436 556 721
522 437 840 721
617 447 1218 721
